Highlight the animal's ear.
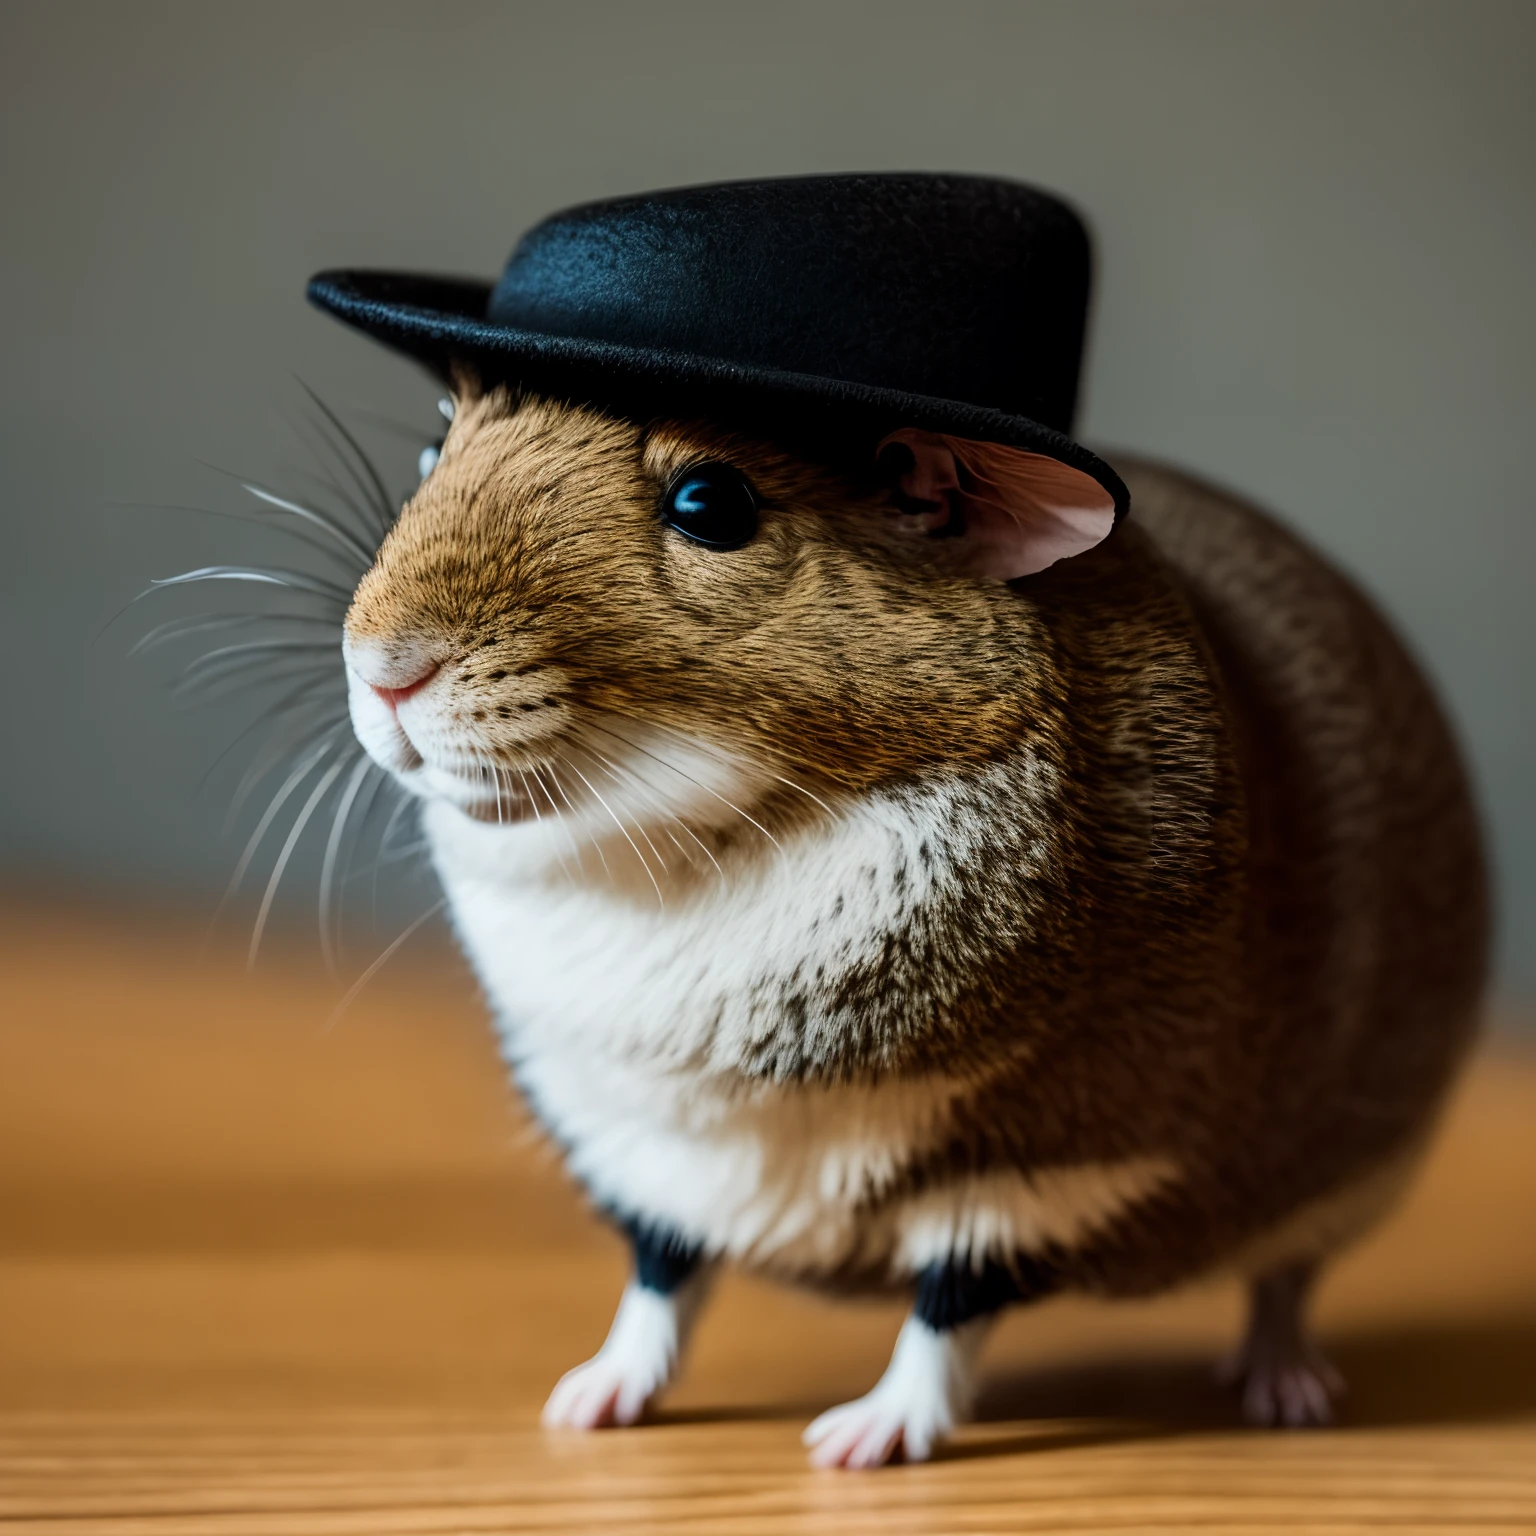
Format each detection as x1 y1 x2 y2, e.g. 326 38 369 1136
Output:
876 429 1117 580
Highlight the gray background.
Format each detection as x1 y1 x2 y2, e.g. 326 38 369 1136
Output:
2 1 1532 993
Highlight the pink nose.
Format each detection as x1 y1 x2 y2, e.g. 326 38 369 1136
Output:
345 634 445 704
370 664 440 710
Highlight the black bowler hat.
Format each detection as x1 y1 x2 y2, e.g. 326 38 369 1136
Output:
308 173 1127 518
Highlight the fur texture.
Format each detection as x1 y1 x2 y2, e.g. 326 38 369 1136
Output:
340 382 1486 1450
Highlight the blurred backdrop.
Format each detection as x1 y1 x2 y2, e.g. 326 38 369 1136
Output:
2 0 1532 995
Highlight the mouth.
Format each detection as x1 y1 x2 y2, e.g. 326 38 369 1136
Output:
345 669 567 825
416 758 558 824
348 667 770 851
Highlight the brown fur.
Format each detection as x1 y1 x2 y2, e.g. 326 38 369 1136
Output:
346 380 1486 1296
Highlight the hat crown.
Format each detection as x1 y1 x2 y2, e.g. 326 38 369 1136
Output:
487 174 1091 435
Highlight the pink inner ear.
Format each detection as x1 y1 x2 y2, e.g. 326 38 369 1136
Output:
879 429 1117 580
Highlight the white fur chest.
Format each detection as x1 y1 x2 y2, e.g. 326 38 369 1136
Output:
424 781 978 1275
422 765 1175 1281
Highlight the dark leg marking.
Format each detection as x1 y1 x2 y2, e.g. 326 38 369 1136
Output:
913 1252 1060 1332
617 1213 704 1296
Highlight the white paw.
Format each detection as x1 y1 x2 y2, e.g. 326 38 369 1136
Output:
802 1315 985 1469
542 1349 666 1429
803 1390 949 1467
541 1282 687 1431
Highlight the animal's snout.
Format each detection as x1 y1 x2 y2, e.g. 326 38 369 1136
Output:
369 666 440 711
344 634 445 706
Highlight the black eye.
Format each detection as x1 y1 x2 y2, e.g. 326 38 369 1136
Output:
661 463 758 550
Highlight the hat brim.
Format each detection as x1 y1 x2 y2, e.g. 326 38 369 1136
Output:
308 269 1129 521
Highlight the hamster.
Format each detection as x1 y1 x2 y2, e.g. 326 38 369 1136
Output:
340 377 1485 1467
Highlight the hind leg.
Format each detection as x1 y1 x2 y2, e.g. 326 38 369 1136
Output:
1220 1259 1343 1427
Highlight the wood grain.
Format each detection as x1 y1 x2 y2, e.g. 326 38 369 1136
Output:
1 901 1533 1533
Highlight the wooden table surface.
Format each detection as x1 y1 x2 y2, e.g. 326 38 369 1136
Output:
2 902 1533 1534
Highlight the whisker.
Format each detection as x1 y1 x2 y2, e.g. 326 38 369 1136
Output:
130 612 340 658
286 417 393 550
631 784 725 885
373 792 419 919
606 708 839 819
241 482 377 568
581 719 783 852
484 750 504 827
336 763 392 916
515 764 576 881
624 709 832 817
378 792 417 855
177 659 338 704
466 748 490 824
110 498 358 573
176 657 340 706
570 744 673 879
532 762 598 878
344 405 443 443
199 681 347 804
180 638 339 682
249 752 353 967
146 564 354 606
295 379 397 536
122 394 404 971
557 753 664 907
344 834 430 878
320 754 377 975
279 463 389 544
576 738 725 886
324 897 448 1033
220 694 350 820
192 446 378 558
223 726 349 902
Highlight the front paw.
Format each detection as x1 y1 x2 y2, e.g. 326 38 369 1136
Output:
802 1316 981 1468
803 1390 953 1468
541 1282 686 1431
542 1351 666 1430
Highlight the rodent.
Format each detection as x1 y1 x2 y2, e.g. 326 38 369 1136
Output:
339 378 1486 1466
